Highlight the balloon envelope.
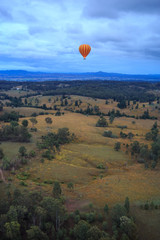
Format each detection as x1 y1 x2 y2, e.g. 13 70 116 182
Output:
79 44 91 59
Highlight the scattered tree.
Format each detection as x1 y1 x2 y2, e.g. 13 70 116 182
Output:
67 182 74 190
27 226 49 240
124 197 130 213
96 116 108 127
0 148 4 159
22 120 28 128
114 142 121 151
53 181 62 198
74 220 90 240
19 146 27 157
30 118 38 128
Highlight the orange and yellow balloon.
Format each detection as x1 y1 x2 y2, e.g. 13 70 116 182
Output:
79 44 91 60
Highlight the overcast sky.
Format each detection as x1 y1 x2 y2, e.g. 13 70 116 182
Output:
0 0 160 73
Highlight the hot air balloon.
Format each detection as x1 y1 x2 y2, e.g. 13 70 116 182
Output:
79 44 91 60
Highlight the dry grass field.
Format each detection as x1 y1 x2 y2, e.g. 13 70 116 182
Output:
1 105 158 206
1 94 160 240
0 89 36 97
2 106 49 117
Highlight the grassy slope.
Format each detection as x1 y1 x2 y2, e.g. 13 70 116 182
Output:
0 94 160 240
131 207 160 240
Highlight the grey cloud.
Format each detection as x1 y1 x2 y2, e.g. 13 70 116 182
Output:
88 24 160 59
143 48 160 58
94 34 129 44
142 35 160 58
83 6 119 19
115 38 160 59
18 11 37 23
66 24 83 35
29 26 57 35
119 0 160 13
83 0 160 19
0 7 12 21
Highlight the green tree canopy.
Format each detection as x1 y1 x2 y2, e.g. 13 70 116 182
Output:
96 116 108 127
5 221 20 240
114 142 121 151
27 226 49 240
112 204 127 226
124 197 130 213
74 220 90 240
22 120 28 127
53 181 62 198
0 148 4 159
19 146 27 157
45 117 52 124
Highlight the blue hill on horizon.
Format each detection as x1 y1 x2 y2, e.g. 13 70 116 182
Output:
0 70 160 81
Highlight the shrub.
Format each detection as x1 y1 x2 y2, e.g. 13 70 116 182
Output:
30 128 37 132
103 131 117 138
96 116 108 127
144 202 149 210
8 177 13 181
67 182 74 190
19 146 27 157
55 111 61 116
120 132 128 139
40 158 44 163
31 112 38 117
45 117 52 124
29 150 36 158
97 213 103 222
137 158 145 164
19 181 27 186
124 197 130 213
97 164 105 169
150 201 155 210
117 125 127 129
2 157 12 170
39 112 45 115
104 204 109 215
128 132 134 139
102 221 108 231
53 181 62 198
20 157 28 165
114 142 121 151
86 212 96 223
44 180 53 184
22 120 28 127
151 161 157 169
17 172 30 180
74 214 80 224
42 150 54 160
0 148 4 159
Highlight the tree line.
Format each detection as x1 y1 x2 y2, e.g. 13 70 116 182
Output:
0 183 138 240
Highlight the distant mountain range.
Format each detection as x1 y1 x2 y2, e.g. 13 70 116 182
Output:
0 70 160 81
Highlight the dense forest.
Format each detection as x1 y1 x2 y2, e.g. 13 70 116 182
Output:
0 80 159 102
0 185 139 240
